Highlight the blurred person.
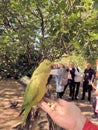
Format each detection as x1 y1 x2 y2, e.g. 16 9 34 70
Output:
74 66 82 100
81 63 95 101
66 62 75 100
47 64 58 85
89 71 98 118
55 63 68 99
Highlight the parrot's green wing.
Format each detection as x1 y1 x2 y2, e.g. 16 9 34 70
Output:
22 79 39 124
23 79 39 107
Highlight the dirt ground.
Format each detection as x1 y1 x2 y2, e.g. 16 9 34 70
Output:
0 79 98 130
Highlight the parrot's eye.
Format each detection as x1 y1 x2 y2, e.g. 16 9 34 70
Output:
46 62 49 65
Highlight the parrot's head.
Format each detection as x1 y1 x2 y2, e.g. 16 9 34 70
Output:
39 59 52 71
43 59 52 66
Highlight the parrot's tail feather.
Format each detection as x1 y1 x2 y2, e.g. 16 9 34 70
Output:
19 109 25 116
22 106 32 125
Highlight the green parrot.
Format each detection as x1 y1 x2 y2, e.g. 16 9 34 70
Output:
21 59 52 125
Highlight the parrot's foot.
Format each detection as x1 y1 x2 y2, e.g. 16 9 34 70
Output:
12 123 24 130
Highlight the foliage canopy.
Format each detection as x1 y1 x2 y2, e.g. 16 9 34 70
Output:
0 0 98 78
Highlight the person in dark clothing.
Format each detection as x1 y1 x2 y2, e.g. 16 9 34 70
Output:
66 62 75 100
81 63 95 101
46 64 57 85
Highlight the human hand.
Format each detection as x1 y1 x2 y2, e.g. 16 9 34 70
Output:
38 98 86 130
88 80 93 85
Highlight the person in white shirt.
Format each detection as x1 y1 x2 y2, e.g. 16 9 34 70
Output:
74 67 82 100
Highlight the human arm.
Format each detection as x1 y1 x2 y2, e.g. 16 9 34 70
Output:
89 81 98 96
82 70 86 82
95 84 98 96
89 81 96 89
91 74 95 82
83 119 98 130
38 98 86 130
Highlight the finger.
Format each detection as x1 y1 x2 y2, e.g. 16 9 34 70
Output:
38 100 53 114
43 97 51 102
57 99 68 106
43 97 56 104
